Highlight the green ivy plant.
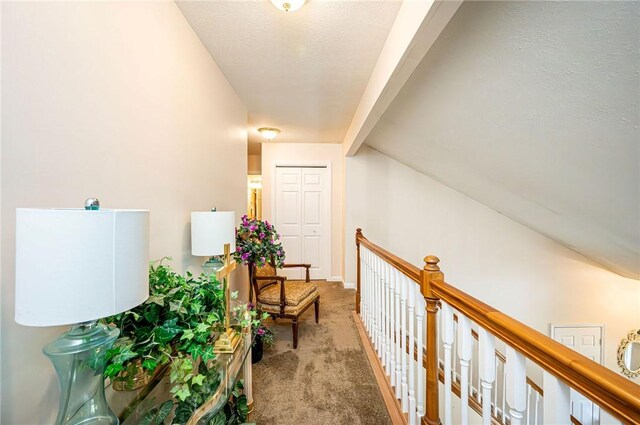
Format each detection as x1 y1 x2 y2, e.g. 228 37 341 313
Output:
103 258 226 398
233 302 273 348
199 380 249 425
138 400 173 425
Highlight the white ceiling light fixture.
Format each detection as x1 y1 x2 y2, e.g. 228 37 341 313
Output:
270 0 306 12
258 127 281 141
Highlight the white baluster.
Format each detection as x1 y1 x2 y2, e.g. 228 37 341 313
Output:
441 302 454 425
469 338 474 399
407 276 417 425
374 255 380 354
477 347 482 403
453 320 458 380
362 249 368 331
493 356 499 417
377 256 383 358
359 249 363 321
380 258 387 364
364 249 370 334
400 272 408 412
394 269 402 399
385 262 391 374
542 371 570 425
479 328 496 425
526 384 532 425
367 250 372 335
457 315 472 425
502 362 507 421
389 264 396 387
361 249 367 328
415 290 426 423
534 390 540 425
506 346 527 425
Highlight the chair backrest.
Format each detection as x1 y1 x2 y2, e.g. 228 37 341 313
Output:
252 259 278 294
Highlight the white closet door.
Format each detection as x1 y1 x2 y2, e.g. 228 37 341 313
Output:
275 167 303 279
275 166 330 280
551 325 603 425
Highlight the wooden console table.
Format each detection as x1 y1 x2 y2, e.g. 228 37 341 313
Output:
107 330 254 424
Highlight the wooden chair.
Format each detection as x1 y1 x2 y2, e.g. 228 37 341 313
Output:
251 260 320 349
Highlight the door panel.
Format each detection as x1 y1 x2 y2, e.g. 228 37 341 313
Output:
276 168 302 280
303 236 321 272
303 191 321 224
552 325 603 425
282 192 299 224
275 166 330 280
301 168 329 279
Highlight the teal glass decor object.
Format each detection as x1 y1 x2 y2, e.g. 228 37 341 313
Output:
44 322 119 425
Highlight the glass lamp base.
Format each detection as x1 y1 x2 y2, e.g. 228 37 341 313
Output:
43 322 120 425
203 256 225 271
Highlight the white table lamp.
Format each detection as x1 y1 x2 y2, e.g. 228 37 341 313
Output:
15 199 149 425
191 209 236 269
191 209 239 352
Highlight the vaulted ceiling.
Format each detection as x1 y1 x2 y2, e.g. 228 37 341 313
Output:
177 0 401 154
177 0 638 279
365 0 640 279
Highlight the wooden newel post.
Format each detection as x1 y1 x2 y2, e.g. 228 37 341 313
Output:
355 228 362 314
421 255 442 425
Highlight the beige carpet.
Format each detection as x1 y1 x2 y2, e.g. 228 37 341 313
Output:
251 281 392 425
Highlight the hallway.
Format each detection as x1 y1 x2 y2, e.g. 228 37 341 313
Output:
252 282 391 424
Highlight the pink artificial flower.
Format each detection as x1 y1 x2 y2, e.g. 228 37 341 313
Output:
257 328 265 336
259 232 265 239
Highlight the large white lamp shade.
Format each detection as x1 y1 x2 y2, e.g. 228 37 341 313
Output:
15 208 150 327
191 211 236 256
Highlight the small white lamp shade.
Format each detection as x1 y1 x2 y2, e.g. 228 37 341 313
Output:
15 208 150 327
191 211 236 256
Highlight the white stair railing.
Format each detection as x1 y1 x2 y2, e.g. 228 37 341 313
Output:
354 229 640 425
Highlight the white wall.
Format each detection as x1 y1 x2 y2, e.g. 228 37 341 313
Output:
345 146 640 387
366 0 640 279
1 2 247 423
262 143 344 281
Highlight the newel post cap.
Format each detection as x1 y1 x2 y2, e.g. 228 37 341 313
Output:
423 255 441 271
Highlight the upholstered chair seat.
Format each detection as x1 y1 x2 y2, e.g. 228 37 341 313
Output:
257 280 317 306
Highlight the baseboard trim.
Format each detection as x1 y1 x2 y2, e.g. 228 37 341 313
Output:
352 311 407 425
329 275 343 282
343 281 356 289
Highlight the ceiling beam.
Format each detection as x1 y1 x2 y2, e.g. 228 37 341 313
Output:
342 0 463 157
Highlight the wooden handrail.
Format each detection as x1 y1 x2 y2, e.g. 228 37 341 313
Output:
430 278 640 424
356 230 421 284
355 230 640 425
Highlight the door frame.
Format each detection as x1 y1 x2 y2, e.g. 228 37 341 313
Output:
549 323 605 364
271 161 332 279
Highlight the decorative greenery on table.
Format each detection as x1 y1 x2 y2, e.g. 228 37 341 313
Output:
141 374 248 425
105 259 253 424
103 258 226 400
233 215 285 268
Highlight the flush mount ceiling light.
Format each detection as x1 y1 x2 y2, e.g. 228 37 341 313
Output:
258 127 281 141
270 0 306 12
